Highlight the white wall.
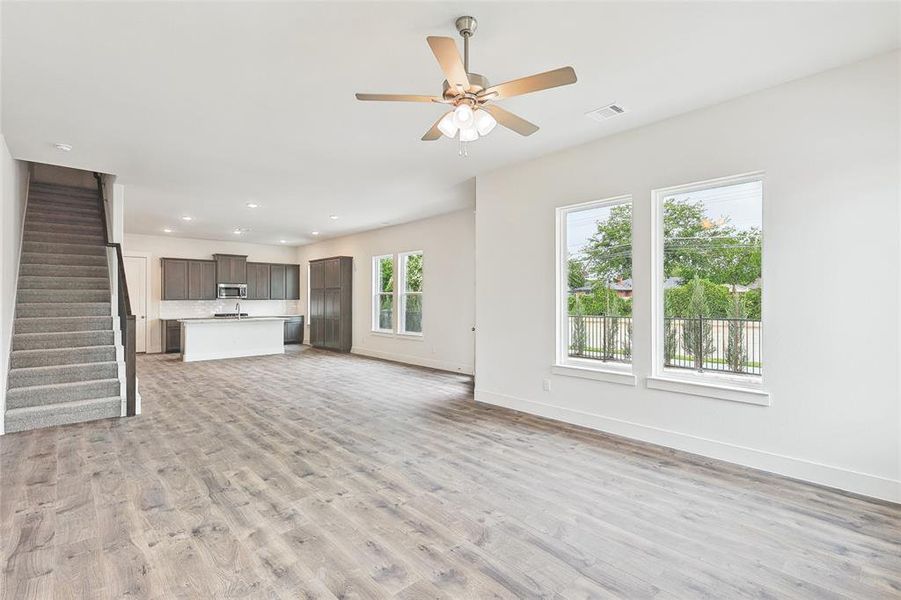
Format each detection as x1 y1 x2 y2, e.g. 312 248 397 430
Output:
0 136 29 435
123 234 300 353
475 52 900 502
297 209 475 374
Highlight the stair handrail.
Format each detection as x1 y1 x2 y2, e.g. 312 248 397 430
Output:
93 173 137 416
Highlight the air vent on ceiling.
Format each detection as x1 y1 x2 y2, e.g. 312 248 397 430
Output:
586 103 626 122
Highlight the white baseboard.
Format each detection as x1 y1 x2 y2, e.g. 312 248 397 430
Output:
352 346 473 375
475 389 900 504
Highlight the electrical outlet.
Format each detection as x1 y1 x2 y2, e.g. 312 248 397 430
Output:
542 378 551 392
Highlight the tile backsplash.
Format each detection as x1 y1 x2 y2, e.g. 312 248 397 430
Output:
160 300 302 319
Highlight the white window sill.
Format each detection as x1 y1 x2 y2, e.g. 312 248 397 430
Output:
370 330 424 341
646 375 770 406
552 364 636 386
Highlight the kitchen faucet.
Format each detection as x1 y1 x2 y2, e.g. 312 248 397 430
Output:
235 301 241 319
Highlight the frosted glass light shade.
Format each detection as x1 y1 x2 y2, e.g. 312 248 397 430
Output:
459 124 479 142
474 109 497 136
437 112 457 138
452 104 474 128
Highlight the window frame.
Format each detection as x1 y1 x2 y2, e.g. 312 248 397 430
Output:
397 250 424 337
649 171 769 404
371 254 395 334
555 194 634 380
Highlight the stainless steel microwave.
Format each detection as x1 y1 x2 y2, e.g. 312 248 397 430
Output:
217 283 247 299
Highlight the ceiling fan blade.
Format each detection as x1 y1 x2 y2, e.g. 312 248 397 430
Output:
355 93 441 102
422 113 450 141
482 104 539 136
479 66 577 100
427 36 470 92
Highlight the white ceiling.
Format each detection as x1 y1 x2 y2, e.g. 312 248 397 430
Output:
2 2 898 245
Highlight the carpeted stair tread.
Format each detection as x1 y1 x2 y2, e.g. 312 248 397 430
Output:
26 221 105 235
4 397 122 433
18 264 108 278
16 302 111 318
22 241 107 256
27 207 101 221
18 276 109 290
20 252 108 267
10 345 117 368
26 212 104 226
28 199 100 212
24 231 105 245
8 362 119 389
14 316 113 334
13 330 115 350
17 289 110 304
6 378 121 409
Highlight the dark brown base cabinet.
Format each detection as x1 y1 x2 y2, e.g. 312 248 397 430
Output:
162 320 182 353
284 316 304 344
309 256 352 352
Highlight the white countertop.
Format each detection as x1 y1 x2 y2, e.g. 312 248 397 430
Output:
178 316 291 324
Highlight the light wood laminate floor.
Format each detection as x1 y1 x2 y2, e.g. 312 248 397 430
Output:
2 347 899 599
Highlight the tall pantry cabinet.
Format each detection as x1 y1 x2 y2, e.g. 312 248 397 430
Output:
308 256 353 352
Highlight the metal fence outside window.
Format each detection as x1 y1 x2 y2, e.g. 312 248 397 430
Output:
568 315 762 375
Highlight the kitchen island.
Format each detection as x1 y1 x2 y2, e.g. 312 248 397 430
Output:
178 317 289 362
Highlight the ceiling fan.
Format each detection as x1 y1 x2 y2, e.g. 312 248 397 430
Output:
355 16 577 153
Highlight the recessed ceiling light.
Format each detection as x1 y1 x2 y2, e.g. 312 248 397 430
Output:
279 239 287 244
311 231 320 236
163 228 173 233
329 215 339 220
246 202 259 208
181 216 193 221
54 143 72 152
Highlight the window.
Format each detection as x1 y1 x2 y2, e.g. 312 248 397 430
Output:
372 255 394 332
557 196 633 370
653 173 763 382
398 251 423 335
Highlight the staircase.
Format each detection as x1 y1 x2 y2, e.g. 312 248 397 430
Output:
5 181 127 433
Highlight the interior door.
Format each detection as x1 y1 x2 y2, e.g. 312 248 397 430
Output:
123 255 147 353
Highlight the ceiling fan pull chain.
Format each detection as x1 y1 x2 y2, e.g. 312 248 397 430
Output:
458 140 469 158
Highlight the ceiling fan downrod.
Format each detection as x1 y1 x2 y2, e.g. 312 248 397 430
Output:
455 16 477 73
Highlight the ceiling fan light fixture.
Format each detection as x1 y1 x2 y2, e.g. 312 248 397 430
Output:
474 109 497 136
459 124 479 143
437 111 458 138
452 104 474 128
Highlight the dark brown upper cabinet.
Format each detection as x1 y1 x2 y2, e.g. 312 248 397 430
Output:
161 258 189 300
214 254 247 285
286 264 300 300
188 260 217 300
246 262 271 300
162 258 217 300
269 264 287 300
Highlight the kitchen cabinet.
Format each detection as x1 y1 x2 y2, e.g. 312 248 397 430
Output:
246 262 271 300
161 319 182 353
162 258 217 300
284 316 304 344
214 254 247 285
188 260 216 300
161 259 189 300
286 264 300 300
309 256 352 352
269 264 287 300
